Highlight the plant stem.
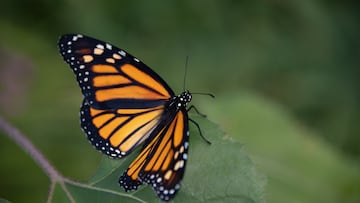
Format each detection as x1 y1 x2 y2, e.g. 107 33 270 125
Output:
0 117 62 180
0 117 77 202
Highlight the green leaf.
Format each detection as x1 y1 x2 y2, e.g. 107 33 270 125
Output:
52 117 265 202
198 91 360 203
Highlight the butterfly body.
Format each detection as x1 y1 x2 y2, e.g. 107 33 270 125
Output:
58 34 195 201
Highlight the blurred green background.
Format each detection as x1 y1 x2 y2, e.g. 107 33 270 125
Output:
0 0 359 202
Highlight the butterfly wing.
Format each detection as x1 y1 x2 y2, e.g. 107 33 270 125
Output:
119 109 189 201
80 99 165 157
58 34 175 157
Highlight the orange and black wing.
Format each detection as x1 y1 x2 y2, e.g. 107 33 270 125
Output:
119 109 189 201
58 34 175 157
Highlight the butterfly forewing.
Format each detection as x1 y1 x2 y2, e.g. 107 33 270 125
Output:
58 34 174 109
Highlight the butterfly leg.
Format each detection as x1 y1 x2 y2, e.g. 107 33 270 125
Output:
187 105 207 118
188 118 211 145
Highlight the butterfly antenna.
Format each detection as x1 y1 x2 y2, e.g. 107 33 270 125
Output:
182 56 215 98
183 56 189 91
191 92 215 98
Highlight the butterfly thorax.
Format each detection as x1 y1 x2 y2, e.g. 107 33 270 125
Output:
168 90 192 111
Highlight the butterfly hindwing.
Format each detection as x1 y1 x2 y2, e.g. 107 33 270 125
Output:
80 99 165 157
119 109 189 201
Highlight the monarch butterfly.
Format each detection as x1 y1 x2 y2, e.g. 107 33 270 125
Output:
58 34 210 201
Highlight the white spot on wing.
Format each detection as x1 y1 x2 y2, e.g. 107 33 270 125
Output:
96 44 105 49
106 43 112 50
184 142 189 149
119 50 126 56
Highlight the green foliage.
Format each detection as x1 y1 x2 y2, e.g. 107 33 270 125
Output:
199 92 360 203
50 117 265 203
